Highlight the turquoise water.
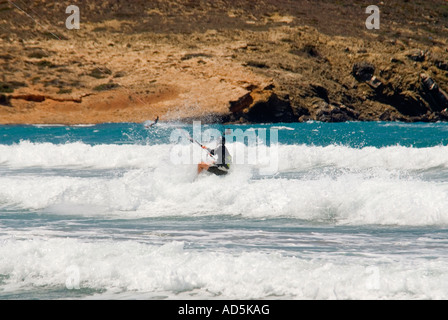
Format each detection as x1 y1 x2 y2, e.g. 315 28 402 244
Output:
2 121 448 147
1 121 448 299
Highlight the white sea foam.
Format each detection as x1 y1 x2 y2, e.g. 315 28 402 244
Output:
0 141 448 171
1 142 448 225
0 238 447 299
2 139 448 300
0 141 166 169
1 163 448 225
277 144 448 172
271 126 295 131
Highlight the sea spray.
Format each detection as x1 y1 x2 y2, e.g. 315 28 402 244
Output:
2 122 448 299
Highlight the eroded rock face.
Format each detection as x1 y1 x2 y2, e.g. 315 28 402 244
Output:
389 90 429 117
245 92 295 123
227 86 296 123
0 0 447 124
315 101 359 122
0 94 11 107
349 60 448 121
352 62 375 82
406 49 426 62
420 73 448 112
229 92 254 114
435 61 448 72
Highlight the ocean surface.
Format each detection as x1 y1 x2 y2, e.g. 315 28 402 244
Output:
1 121 448 300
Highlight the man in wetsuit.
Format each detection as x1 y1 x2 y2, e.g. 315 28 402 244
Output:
197 134 232 176
144 116 159 128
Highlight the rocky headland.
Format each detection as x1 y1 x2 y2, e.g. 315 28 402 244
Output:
0 0 447 124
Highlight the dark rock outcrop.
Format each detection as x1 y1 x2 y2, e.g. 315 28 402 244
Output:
229 92 254 113
352 62 375 82
228 87 296 123
0 94 11 106
308 84 329 103
406 49 426 62
420 73 448 112
245 92 295 123
392 91 429 117
0 82 15 93
315 101 359 122
351 61 438 119
10 94 45 102
435 60 448 71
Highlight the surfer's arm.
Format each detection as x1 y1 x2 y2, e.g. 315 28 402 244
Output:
200 145 215 155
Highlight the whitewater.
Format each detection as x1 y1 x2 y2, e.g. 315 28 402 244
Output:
1 121 448 299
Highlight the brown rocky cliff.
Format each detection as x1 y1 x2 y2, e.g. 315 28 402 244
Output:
1 0 447 124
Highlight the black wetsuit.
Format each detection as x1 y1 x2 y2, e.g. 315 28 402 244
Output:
149 116 159 127
207 140 232 176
